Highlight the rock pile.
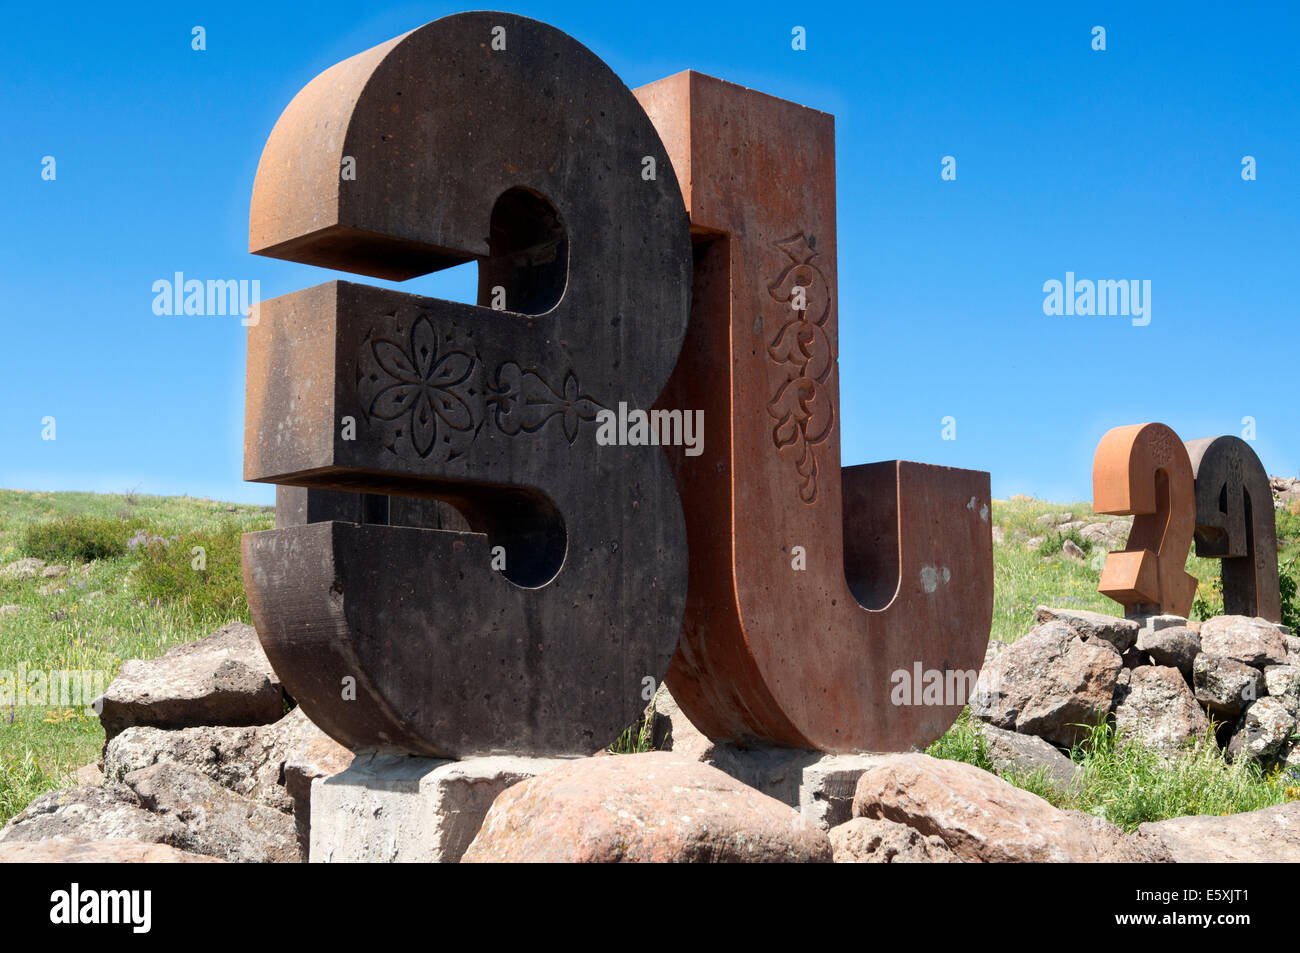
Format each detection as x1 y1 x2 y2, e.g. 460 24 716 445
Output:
972 607 1300 771
0 622 353 863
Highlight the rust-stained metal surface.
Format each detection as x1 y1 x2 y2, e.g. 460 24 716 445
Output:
1093 422 1198 618
634 72 993 753
1185 435 1281 622
242 13 691 757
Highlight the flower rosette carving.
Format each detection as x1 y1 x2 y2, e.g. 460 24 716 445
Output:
766 232 835 504
356 314 482 461
490 362 603 444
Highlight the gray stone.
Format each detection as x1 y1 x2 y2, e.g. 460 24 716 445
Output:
0 557 45 579
1193 654 1265 717
971 620 1122 746
282 721 355 855
976 722 1078 790
103 706 321 814
311 752 567 863
1226 697 1296 763
645 683 714 762
828 817 959 863
707 744 905 830
40 564 67 578
1113 666 1208 749
1264 665 1300 717
1200 615 1289 667
123 762 300 863
0 605 19 616
0 783 183 846
95 622 284 742
1062 539 1086 561
1286 635 1300 667
1138 802 1300 862
1136 625 1200 677
1035 605 1138 653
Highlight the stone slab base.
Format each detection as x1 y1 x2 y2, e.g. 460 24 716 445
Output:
310 752 568 863
707 745 904 829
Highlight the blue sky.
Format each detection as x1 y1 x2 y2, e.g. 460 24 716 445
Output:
2 1 1296 504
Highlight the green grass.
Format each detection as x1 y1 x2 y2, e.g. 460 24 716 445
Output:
4 486 1298 832
0 488 272 824
929 711 1296 831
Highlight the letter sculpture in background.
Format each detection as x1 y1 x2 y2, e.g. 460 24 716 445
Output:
1093 422 1198 618
1185 435 1280 622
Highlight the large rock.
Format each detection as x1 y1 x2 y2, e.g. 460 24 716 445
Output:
1139 802 1300 862
0 557 46 580
1226 697 1296 763
851 754 1171 863
103 706 324 814
976 723 1078 790
645 683 714 762
1263 664 1300 717
971 620 1122 746
1035 605 1139 654
123 762 300 863
828 817 959 863
0 783 183 846
1193 654 1265 717
462 752 832 863
96 622 284 741
1113 666 1209 749
0 837 222 863
1199 616 1289 668
1135 625 1200 677
1285 635 1300 667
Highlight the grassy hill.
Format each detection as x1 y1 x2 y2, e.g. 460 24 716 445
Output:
1 488 1297 828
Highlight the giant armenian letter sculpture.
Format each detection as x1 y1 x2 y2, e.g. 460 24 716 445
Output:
240 12 995 762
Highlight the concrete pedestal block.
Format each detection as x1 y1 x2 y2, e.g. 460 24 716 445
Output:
707 745 904 830
310 752 569 863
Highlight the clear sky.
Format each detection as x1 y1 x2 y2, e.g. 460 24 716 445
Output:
2 1 1296 505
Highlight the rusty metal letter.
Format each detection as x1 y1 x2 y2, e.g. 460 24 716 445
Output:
1093 423 1198 617
634 72 993 753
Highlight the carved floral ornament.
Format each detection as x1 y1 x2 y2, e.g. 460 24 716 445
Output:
355 311 604 461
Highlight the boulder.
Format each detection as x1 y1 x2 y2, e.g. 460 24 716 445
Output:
1265 665 1300 717
850 754 1170 863
971 620 1122 746
1193 654 1265 717
95 622 284 741
103 706 321 814
0 557 45 580
0 783 183 847
828 817 959 863
1135 625 1200 677
461 752 831 863
1113 666 1208 749
1225 697 1296 763
976 723 1078 790
645 683 715 762
1035 606 1138 654
0 837 222 863
1138 802 1300 862
41 565 68 578
1199 615 1288 667
122 762 300 863
1283 634 1300 666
